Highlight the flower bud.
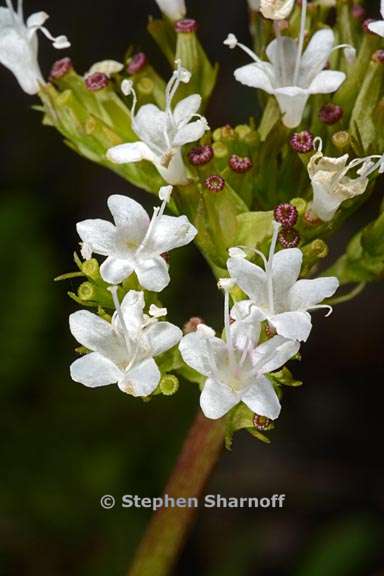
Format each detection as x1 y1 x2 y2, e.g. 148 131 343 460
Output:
204 175 225 192
137 77 155 96
228 154 253 173
81 258 100 281
372 50 384 64
278 228 300 248
175 18 198 33
183 317 205 333
319 103 344 125
351 4 366 20
85 72 109 91
159 375 180 396
253 414 272 431
260 0 295 20
274 203 298 228
212 142 229 159
290 197 307 216
127 52 147 75
289 131 314 154
213 125 237 142
332 131 351 150
188 145 214 166
50 57 73 81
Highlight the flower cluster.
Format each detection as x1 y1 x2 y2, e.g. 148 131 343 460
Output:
3 0 384 441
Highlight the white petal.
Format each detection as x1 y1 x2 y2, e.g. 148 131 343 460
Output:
69 310 127 363
0 27 42 94
107 142 157 165
227 257 268 308
107 194 149 243
157 150 189 185
120 290 145 336
308 70 346 95
234 62 275 93
200 378 239 419
148 215 197 254
381 0 384 19
100 256 134 284
272 248 302 310
145 322 182 356
300 29 335 84
76 219 117 257
270 311 313 342
368 20 384 36
118 358 160 397
70 352 122 387
26 11 49 27
134 255 170 292
133 104 167 150
288 277 339 310
173 119 208 147
260 0 295 20
274 89 309 129
310 180 343 222
154 0 186 20
241 375 281 420
252 335 300 374
174 94 202 126
179 332 225 377
266 37 298 83
230 305 263 350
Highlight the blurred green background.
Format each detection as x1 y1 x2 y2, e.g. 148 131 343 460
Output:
1 1 384 574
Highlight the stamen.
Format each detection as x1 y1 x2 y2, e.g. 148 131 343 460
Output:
85 72 109 91
218 279 236 370
253 414 272 431
307 304 333 317
228 154 253 173
107 286 132 350
266 221 280 315
319 103 344 125
224 33 263 64
274 203 298 228
293 0 308 85
204 175 225 192
175 18 198 33
127 52 147 75
188 145 214 166
290 131 314 154
49 57 73 81
278 227 300 248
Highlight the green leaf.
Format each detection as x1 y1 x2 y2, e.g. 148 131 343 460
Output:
268 367 303 388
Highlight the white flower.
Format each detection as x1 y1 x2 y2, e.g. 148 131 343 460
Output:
0 0 70 94
154 0 186 21
107 60 209 185
225 12 347 128
260 0 295 20
76 186 197 292
87 60 124 77
227 222 339 342
308 138 384 222
368 0 384 37
69 288 182 395
179 280 300 420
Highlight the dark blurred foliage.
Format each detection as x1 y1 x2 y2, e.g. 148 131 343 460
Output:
0 1 384 575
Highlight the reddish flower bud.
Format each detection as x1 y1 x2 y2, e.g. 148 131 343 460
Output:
372 50 384 64
49 57 73 80
274 203 298 228
319 103 344 125
278 228 300 248
175 18 199 33
228 154 253 173
85 72 109 91
253 414 272 431
204 175 225 193
183 317 204 334
127 52 147 75
289 131 314 153
188 145 214 166
351 4 366 20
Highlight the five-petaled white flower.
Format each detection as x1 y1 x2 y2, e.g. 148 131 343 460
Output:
0 0 70 95
227 222 339 342
70 288 182 395
260 0 295 20
107 61 209 185
308 138 384 222
179 279 300 420
154 0 186 20
76 185 197 292
224 16 349 128
368 0 384 36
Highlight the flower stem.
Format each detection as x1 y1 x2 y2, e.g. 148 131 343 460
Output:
127 410 226 576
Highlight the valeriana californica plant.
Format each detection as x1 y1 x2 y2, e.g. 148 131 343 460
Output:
0 0 70 94
5 0 384 573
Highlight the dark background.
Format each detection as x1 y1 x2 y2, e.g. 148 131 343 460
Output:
0 1 383 575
